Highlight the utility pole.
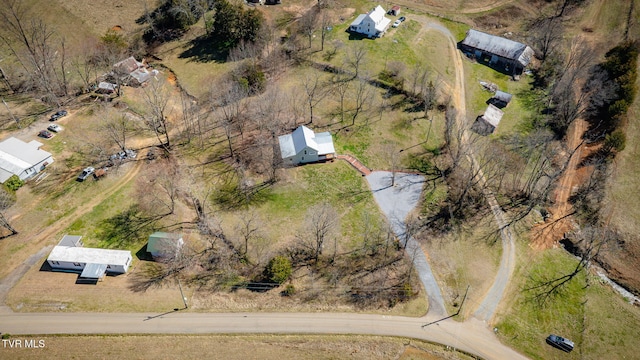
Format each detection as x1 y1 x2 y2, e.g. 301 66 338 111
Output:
177 278 188 309
422 285 470 327
2 98 19 128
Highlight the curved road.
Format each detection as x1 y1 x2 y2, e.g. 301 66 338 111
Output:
429 18 518 323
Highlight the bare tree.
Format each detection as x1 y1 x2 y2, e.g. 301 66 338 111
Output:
141 77 172 150
298 6 319 49
383 141 401 187
344 43 367 80
301 202 339 261
0 188 17 238
320 10 330 51
331 75 350 123
235 210 263 260
0 0 66 104
102 113 134 152
526 225 617 305
350 75 372 126
136 160 181 219
302 72 327 124
529 16 563 62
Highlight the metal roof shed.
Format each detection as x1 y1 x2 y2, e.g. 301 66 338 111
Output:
461 29 534 69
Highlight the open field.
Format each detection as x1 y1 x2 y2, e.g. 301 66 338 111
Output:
495 247 640 360
0 334 475 360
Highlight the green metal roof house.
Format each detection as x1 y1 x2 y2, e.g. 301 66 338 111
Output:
147 232 184 259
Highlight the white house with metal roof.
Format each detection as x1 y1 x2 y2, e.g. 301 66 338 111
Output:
460 29 534 74
0 137 53 183
47 235 132 281
278 125 336 165
349 5 392 38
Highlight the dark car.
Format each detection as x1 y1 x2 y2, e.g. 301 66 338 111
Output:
77 167 95 182
546 334 574 352
399 16 406 22
49 110 68 121
38 130 53 138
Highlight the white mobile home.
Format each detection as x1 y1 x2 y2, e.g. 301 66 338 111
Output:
47 235 132 280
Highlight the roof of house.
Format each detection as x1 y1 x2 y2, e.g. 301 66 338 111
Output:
48 245 132 266
98 81 117 92
351 5 391 32
391 5 400 10
494 90 513 104
0 137 53 182
113 56 143 74
130 68 159 84
148 232 183 254
278 125 336 159
481 104 504 128
350 14 367 27
58 235 83 247
461 29 533 66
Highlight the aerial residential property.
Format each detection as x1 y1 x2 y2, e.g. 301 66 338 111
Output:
47 235 133 282
349 5 392 38
0 1 638 359
0 137 53 183
278 125 336 165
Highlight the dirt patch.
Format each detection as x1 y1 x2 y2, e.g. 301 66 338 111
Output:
472 5 528 31
529 119 594 251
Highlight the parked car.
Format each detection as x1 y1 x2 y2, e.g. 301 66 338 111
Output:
49 110 68 121
109 149 137 163
38 130 53 138
47 124 62 133
399 16 406 22
546 334 574 352
77 167 95 182
392 19 402 28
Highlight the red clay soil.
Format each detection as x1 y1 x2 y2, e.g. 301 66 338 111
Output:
530 118 596 250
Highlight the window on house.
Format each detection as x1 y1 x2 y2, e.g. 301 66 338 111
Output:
304 150 307 155
73 263 81 267
106 265 111 269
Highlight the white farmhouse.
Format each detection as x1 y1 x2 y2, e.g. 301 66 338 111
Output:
278 125 336 165
349 5 391 38
0 137 53 183
47 235 132 281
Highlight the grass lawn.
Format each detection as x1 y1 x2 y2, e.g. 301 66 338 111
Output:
462 58 534 136
219 160 382 255
492 245 640 360
421 216 502 318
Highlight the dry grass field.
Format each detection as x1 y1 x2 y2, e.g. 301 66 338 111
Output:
0 334 475 360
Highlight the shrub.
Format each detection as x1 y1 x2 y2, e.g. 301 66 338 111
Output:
4 175 23 192
265 255 292 284
604 130 626 153
282 284 296 296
